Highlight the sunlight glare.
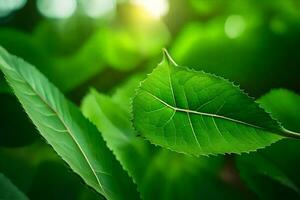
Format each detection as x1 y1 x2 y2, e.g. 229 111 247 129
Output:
131 0 169 18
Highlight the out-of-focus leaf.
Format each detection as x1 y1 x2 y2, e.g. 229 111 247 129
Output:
132 50 283 156
49 33 107 91
78 187 106 200
189 0 227 15
0 28 52 71
0 142 57 193
95 18 170 70
258 89 300 132
0 91 37 147
0 141 100 199
111 75 145 112
33 21 107 91
96 27 141 70
237 89 300 199
0 173 29 200
171 20 300 96
28 161 89 200
0 28 105 92
82 76 245 200
0 47 139 200
0 77 10 93
33 20 95 57
237 139 300 200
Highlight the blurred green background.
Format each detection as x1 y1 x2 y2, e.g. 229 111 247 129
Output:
0 0 300 199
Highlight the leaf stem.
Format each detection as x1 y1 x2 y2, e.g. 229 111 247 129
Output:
281 128 300 139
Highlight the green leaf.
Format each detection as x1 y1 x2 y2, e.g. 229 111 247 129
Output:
0 173 29 200
132 50 286 156
237 89 300 199
0 46 139 200
81 78 245 200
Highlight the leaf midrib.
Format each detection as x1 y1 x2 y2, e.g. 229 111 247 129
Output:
143 89 268 131
0 59 106 195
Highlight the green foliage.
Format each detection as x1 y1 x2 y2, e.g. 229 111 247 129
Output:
0 28 106 92
171 19 300 96
0 47 139 200
0 0 300 200
2 43 300 199
0 173 28 200
81 77 244 200
132 50 286 156
1 1 300 198
237 89 300 199
0 141 101 199
258 89 300 132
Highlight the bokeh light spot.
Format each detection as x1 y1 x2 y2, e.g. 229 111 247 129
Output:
80 0 116 18
224 15 246 39
131 0 169 18
0 0 27 17
37 0 77 19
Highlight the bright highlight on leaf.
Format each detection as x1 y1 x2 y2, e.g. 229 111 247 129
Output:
132 50 300 156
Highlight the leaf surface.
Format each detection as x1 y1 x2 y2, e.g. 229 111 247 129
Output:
237 89 300 199
132 50 283 156
0 46 139 200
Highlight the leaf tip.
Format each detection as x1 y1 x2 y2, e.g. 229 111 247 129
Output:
162 48 178 67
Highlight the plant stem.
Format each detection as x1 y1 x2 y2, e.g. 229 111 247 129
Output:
281 128 300 139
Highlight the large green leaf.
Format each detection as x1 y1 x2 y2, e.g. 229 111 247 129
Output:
81 77 245 200
0 173 28 200
0 46 139 200
237 89 300 199
132 50 295 156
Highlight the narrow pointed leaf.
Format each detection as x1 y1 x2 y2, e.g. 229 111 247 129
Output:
0 173 29 200
0 46 139 200
132 50 284 156
237 89 300 199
